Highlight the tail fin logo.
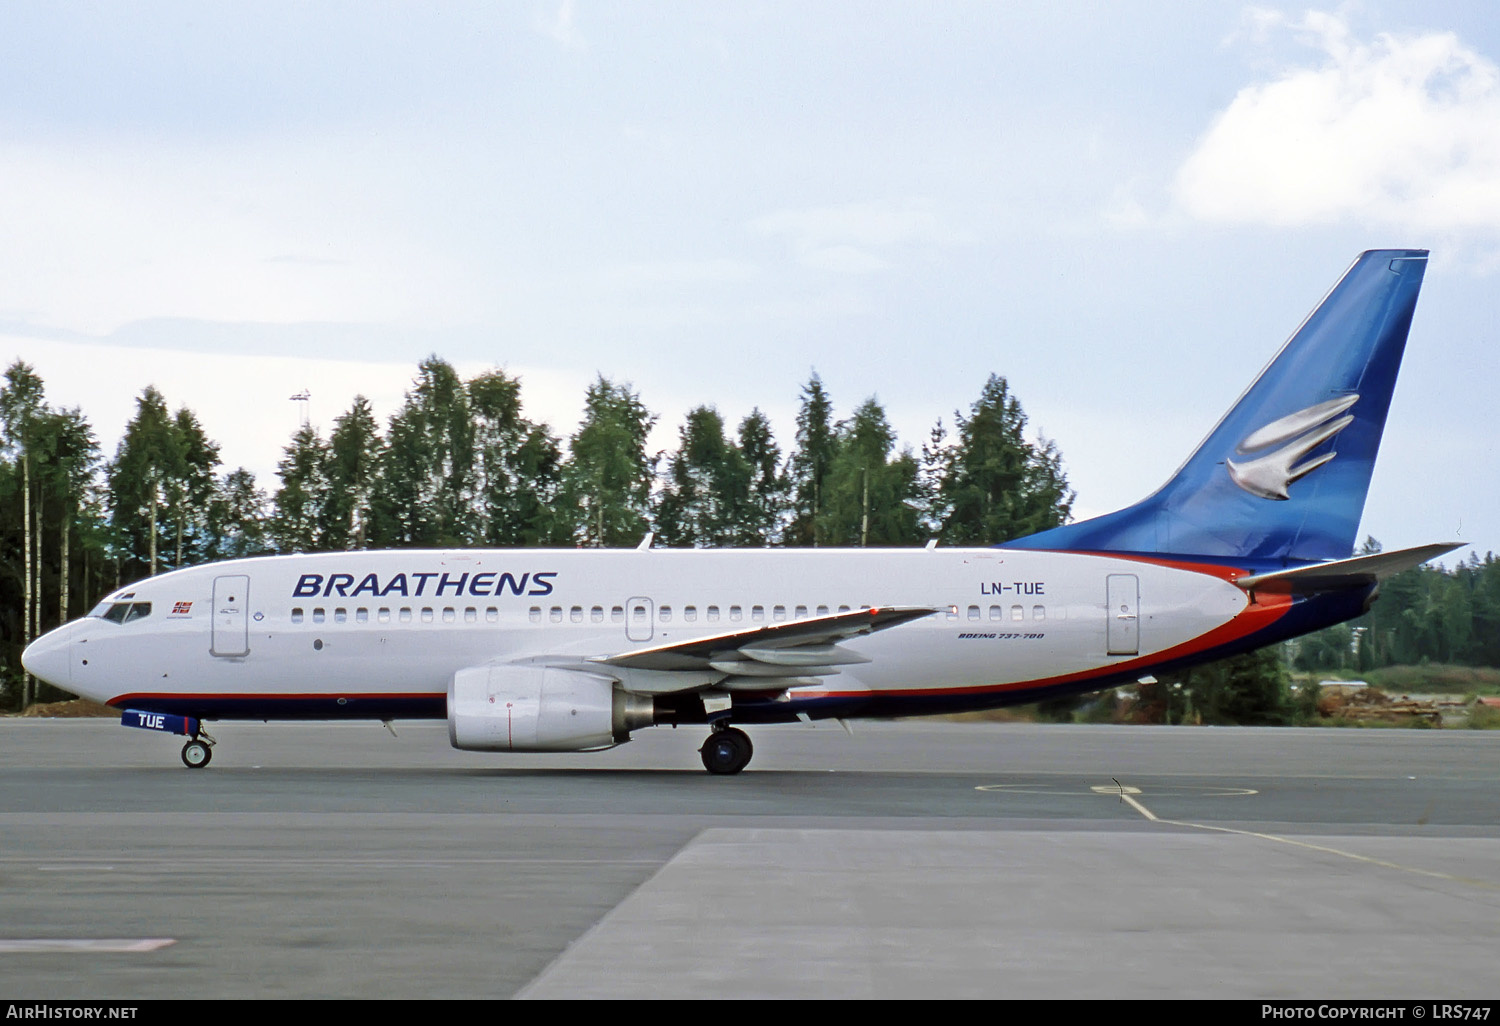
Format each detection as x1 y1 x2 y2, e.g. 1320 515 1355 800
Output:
1226 394 1359 501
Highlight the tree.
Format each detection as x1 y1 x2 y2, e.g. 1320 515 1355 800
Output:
162 407 221 569
817 397 922 547
322 397 382 550
561 377 656 547
468 371 568 546
786 374 835 546
655 406 751 547
933 374 1074 545
208 468 269 560
109 387 179 580
272 425 329 553
735 409 786 545
371 358 476 547
0 362 45 698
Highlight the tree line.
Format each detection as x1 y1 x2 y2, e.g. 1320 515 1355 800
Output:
0 356 1074 707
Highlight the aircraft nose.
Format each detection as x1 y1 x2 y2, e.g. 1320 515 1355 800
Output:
21 625 73 689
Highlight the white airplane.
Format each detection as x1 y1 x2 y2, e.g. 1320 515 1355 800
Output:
23 250 1459 773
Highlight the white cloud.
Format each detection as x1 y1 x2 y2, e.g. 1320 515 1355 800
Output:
1174 10 1500 232
535 0 586 51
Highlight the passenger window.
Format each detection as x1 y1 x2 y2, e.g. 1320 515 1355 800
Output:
291 608 304 624
945 606 958 621
421 607 434 623
377 607 390 623
751 605 765 622
1033 605 1045 621
442 608 455 624
464 607 477 623
795 605 808 619
837 605 851 614
400 607 412 623
550 607 563 623
989 605 1002 621
611 606 624 623
1011 605 1024 621
816 605 829 617
591 606 604 623
335 608 347 624
356 608 368 624
313 608 326 624
707 605 720 622
659 605 672 623
570 606 583 623
486 607 499 623
773 605 786 621
967 605 980 621
684 606 697 622
529 606 541 624
729 605 743 622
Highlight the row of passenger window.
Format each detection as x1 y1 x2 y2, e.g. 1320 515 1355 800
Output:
291 606 500 625
956 604 1057 622
530 603 864 625
289 602 1057 626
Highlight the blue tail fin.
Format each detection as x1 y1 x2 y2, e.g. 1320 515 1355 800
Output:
1006 250 1428 564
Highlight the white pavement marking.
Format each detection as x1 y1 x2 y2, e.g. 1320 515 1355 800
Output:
1104 783 1500 890
0 939 176 953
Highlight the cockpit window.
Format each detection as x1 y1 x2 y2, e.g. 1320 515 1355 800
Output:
97 601 152 624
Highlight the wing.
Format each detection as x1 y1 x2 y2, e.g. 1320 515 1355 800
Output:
591 605 938 691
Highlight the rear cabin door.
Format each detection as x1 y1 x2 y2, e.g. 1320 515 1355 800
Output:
211 574 250 657
1106 574 1139 656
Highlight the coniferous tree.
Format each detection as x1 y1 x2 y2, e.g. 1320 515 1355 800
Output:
817 397 922 547
109 387 181 580
272 425 329 553
562 377 656 547
371 358 475 547
322 396 383 550
934 374 1073 545
468 370 567 546
655 406 751 547
787 374 835 547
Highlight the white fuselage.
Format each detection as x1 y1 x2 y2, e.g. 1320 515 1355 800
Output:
26 546 1259 718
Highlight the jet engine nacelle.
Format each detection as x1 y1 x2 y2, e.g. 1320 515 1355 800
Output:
447 665 653 752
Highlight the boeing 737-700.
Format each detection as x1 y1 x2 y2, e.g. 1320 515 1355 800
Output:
22 249 1459 773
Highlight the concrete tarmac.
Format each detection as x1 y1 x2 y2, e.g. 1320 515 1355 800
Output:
1 718 1496 999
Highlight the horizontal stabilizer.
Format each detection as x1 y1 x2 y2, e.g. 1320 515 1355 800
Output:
1234 542 1464 593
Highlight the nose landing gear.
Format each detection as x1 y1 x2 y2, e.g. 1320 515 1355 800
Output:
699 724 753 775
181 728 217 769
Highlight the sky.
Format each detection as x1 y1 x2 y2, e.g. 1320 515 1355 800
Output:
1 1 1496 561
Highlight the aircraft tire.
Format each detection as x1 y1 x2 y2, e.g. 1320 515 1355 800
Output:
700 727 753 775
181 739 212 769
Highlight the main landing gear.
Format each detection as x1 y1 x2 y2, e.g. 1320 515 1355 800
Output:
699 724 753 775
181 728 217 769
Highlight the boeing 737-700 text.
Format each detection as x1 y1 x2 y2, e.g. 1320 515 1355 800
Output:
22 250 1459 773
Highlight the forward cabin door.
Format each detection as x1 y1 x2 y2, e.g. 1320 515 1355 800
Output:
211 575 251 657
1106 574 1139 656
